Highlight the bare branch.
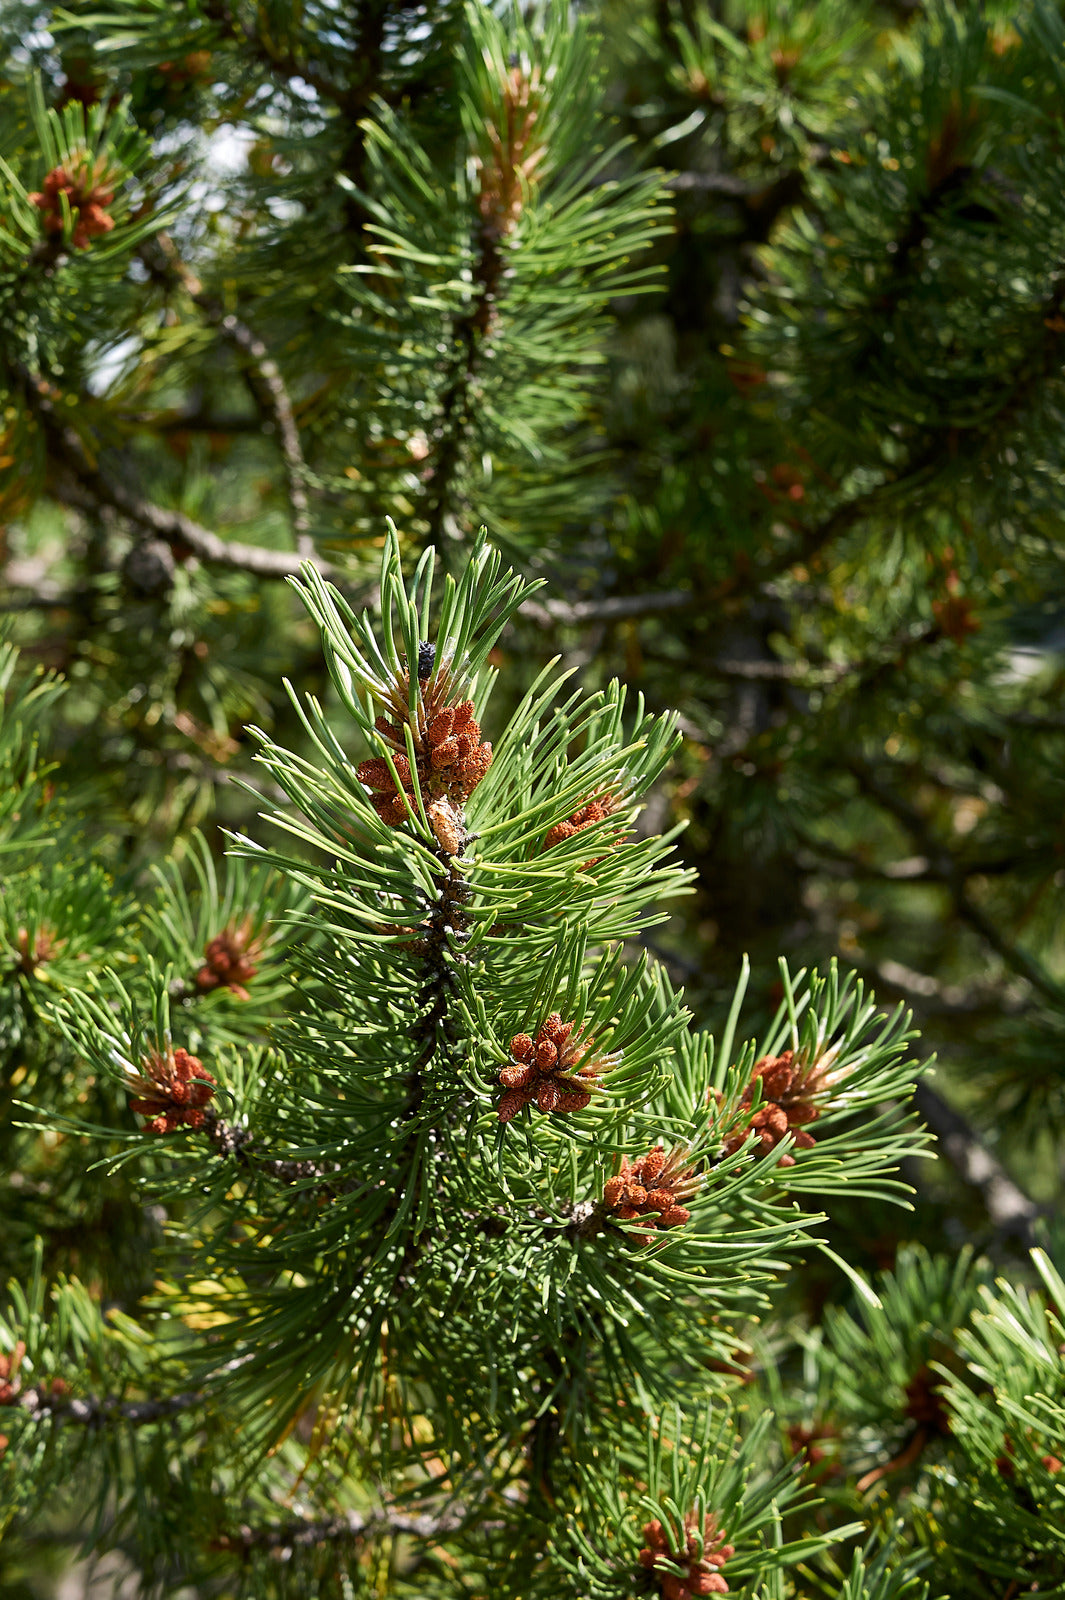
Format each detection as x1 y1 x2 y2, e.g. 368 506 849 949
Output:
520 590 694 627
76 466 321 580
864 956 1029 1016
214 313 313 558
912 1082 1042 1246
24 371 331 581
213 1505 469 1559
954 883 1065 1010
850 760 1065 1009
15 1387 203 1426
142 235 315 559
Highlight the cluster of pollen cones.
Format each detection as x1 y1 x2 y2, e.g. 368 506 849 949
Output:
720 1048 829 1166
603 1145 699 1245
29 157 117 249
543 792 621 862
194 920 260 1001
639 1513 734 1598
127 1046 216 1134
356 652 492 855
497 1012 610 1122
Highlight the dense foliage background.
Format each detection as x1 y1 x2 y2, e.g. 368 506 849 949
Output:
1 0 1064 1594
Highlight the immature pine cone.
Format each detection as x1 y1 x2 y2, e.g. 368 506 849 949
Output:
497 1013 607 1122
638 1512 734 1598
127 1046 216 1133
602 1146 699 1246
29 157 116 249
195 919 260 1001
721 1049 823 1166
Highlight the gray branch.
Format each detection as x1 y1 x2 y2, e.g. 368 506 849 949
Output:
520 590 694 627
15 1388 203 1426
214 1505 468 1558
28 373 331 581
912 1082 1042 1246
214 312 314 558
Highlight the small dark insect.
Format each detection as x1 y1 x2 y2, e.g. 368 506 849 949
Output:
417 640 436 680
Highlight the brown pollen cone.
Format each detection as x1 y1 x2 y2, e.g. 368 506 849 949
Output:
0 1341 26 1404
356 660 492 853
29 155 117 249
787 1420 842 1481
638 1512 734 1598
602 1145 699 1246
721 1049 824 1166
904 1365 951 1436
543 792 622 867
497 1013 605 1122
127 1046 216 1133
195 918 260 1001
15 925 63 974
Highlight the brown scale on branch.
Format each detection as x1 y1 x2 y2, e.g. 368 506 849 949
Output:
720 1048 834 1166
126 1045 217 1134
195 918 261 1000
497 1013 614 1123
356 644 492 855
474 64 545 333
29 154 118 250
424 68 546 541
638 1512 735 1598
602 1145 699 1246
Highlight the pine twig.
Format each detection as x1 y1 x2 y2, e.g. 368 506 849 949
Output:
214 313 314 558
141 235 315 559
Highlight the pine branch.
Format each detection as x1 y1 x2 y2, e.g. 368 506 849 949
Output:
25 370 332 581
13 1387 203 1426
862 957 1029 1017
119 409 264 434
520 590 695 627
213 1503 469 1557
214 311 314 559
202 1111 340 1188
749 441 948 595
911 1082 1042 1246
850 760 1065 1009
140 235 314 558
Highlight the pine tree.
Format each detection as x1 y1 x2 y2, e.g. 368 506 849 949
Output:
2 0 1065 1595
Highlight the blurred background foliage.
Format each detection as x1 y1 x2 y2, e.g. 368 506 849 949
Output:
1 0 1065 1591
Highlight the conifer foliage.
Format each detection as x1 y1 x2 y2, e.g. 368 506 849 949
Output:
2 0 1065 1595
3 533 1057 1597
